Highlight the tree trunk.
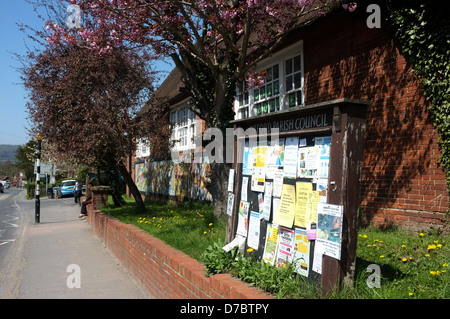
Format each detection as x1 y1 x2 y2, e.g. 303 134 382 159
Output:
208 161 231 218
118 161 146 214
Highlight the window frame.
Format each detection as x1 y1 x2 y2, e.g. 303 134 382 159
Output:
170 102 197 151
234 41 304 120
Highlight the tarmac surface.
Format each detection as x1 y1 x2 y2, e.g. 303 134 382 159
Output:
0 189 152 299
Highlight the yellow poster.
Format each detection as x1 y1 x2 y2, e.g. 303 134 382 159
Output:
306 190 320 224
273 184 296 228
251 145 268 192
262 223 279 265
294 182 313 227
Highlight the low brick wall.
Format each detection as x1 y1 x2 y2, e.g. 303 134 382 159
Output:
85 204 273 299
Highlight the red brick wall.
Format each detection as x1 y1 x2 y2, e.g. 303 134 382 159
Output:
85 204 272 299
300 14 449 231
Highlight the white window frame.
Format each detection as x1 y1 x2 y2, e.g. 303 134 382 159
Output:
234 41 304 120
136 138 150 158
170 102 197 151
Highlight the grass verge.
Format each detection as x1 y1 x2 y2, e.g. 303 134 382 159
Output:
102 196 449 299
102 196 226 261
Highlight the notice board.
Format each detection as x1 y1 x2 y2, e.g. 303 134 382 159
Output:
226 99 369 290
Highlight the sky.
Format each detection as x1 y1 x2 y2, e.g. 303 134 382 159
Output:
0 0 173 146
0 0 43 145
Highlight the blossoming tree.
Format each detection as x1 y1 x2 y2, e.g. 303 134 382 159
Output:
46 0 354 216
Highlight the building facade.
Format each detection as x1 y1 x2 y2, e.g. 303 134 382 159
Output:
130 9 449 231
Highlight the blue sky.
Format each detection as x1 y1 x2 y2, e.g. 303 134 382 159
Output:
0 0 173 146
0 0 43 145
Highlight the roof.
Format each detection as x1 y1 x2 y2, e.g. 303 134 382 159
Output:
138 67 187 116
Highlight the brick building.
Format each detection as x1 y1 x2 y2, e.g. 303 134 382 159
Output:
130 5 449 232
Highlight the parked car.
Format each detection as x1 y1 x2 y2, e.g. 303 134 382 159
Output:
60 180 76 197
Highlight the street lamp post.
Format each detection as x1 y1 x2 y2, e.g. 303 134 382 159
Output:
35 134 43 223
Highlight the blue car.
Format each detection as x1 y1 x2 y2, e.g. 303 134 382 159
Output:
60 180 76 197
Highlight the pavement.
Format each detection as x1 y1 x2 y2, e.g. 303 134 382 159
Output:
1 190 153 299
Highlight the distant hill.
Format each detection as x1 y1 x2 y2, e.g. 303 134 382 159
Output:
0 144 19 162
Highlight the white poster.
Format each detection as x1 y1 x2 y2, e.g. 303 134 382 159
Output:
241 176 249 202
315 136 331 178
265 138 285 179
272 197 281 222
312 241 325 274
317 203 343 260
242 140 255 175
272 167 284 198
226 192 234 216
262 182 272 221
228 168 235 192
276 227 295 267
247 211 262 250
283 137 299 178
237 201 250 237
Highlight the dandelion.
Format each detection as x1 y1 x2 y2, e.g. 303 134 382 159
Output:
209 223 213 226
363 234 368 238
401 245 406 248
203 231 207 235
437 244 443 248
419 233 424 237
408 292 414 297
247 248 254 253
427 244 437 250
402 258 407 262
425 254 430 257
443 263 448 267
380 255 385 258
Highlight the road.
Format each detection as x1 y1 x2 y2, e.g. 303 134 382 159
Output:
0 188 25 270
0 188 151 299
0 188 29 297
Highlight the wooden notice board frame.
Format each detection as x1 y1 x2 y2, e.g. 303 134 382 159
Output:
227 98 369 294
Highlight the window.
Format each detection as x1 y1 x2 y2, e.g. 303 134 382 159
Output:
234 43 304 120
284 54 303 108
136 138 150 158
253 64 281 116
170 105 197 150
236 81 250 119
